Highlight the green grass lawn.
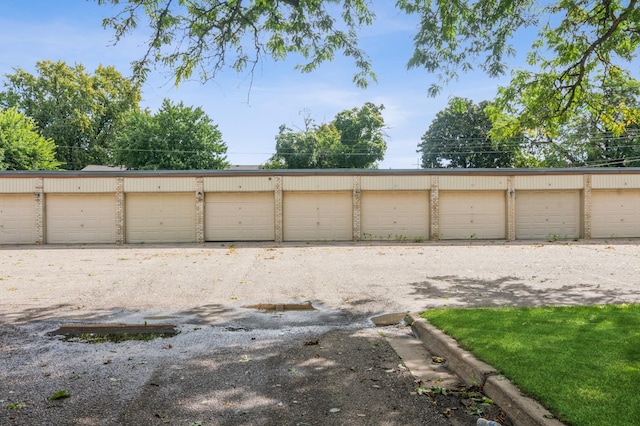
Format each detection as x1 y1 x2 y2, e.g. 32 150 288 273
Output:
421 304 640 426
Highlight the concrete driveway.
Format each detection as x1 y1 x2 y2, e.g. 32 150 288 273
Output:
1 241 639 425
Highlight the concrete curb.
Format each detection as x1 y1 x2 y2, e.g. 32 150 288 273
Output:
405 313 565 426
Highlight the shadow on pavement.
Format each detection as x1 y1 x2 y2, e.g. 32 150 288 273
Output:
411 275 636 308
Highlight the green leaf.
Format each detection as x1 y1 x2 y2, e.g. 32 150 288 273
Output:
48 390 70 401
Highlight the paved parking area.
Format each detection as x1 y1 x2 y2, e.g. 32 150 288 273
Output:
1 241 639 425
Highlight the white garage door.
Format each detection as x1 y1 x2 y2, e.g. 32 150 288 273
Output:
361 191 429 240
205 192 275 241
126 193 195 243
46 194 116 244
439 191 506 239
516 191 581 240
0 194 37 244
592 190 640 238
283 191 352 241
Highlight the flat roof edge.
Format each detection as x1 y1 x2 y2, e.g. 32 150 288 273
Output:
3 167 640 178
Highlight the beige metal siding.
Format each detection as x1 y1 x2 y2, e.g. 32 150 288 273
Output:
0 194 37 244
124 178 196 192
592 175 640 189
126 193 196 243
0 179 37 193
515 175 584 190
205 192 275 241
46 194 117 244
439 176 507 190
591 190 640 238
203 176 276 192
44 178 117 193
282 176 353 191
361 191 429 240
283 191 352 241
360 176 430 191
515 191 581 240
439 191 506 239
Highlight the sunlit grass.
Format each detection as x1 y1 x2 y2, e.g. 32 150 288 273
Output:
421 304 640 426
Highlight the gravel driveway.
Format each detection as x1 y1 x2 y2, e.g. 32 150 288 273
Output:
2 241 639 425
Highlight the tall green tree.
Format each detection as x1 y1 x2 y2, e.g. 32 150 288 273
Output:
98 1 640 136
263 102 386 169
0 61 141 169
418 99 518 168
0 108 62 170
112 99 229 170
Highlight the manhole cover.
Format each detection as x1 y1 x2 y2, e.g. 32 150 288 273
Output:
244 302 316 312
371 312 407 327
49 323 179 343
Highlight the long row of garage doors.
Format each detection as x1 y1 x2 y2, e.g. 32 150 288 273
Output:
1 189 639 244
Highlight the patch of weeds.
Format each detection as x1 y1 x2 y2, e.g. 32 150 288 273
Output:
48 390 70 401
430 386 447 396
5 402 26 410
416 387 430 395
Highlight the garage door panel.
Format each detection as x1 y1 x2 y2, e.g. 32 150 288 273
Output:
126 193 195 243
284 192 352 241
205 192 275 241
361 191 429 240
0 194 37 244
46 194 116 244
516 191 581 239
592 190 640 238
440 191 506 239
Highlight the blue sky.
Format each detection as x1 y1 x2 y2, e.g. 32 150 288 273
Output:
0 0 515 168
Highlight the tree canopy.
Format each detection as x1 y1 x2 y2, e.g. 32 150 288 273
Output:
0 107 62 171
96 0 640 138
0 61 141 170
111 99 229 170
526 82 640 167
98 0 374 87
263 102 386 169
418 99 518 168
